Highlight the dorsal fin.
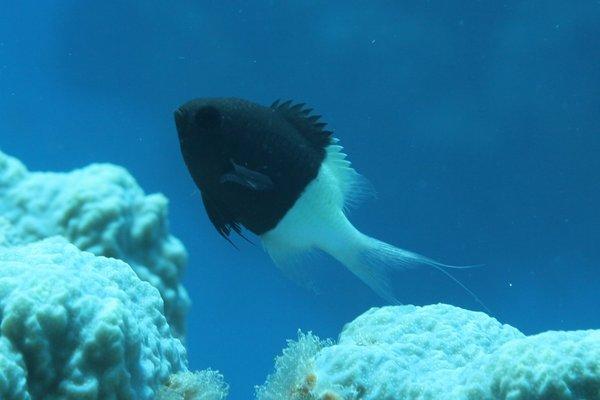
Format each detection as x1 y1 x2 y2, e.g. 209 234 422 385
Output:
271 99 333 150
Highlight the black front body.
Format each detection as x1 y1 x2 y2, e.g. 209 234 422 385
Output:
174 97 332 238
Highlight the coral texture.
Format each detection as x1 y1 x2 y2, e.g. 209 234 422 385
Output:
0 151 189 337
0 235 187 400
257 304 600 400
0 152 228 399
157 370 229 400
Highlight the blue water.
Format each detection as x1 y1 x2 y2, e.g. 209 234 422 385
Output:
1 2 599 399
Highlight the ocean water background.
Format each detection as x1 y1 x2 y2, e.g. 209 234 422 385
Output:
1 1 598 399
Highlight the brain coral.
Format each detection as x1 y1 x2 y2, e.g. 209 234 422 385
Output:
257 304 600 400
0 235 188 400
0 151 189 337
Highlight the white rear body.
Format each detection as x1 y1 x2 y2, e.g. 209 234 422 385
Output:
261 140 429 303
260 139 488 310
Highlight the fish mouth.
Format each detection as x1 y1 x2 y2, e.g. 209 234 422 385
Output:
174 108 185 133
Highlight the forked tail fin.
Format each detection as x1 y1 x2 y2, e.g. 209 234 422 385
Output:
333 234 490 313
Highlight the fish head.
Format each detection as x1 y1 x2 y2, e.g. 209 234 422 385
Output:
174 97 262 188
174 98 231 149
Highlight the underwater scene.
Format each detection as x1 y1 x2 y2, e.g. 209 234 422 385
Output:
0 1 599 399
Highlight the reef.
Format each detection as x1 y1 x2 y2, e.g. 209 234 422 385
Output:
0 151 227 400
1 150 598 400
257 304 600 400
0 233 185 399
0 151 189 338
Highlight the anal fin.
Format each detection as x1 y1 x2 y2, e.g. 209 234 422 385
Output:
201 190 242 247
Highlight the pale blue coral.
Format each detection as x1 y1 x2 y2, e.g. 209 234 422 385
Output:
0 152 227 399
0 151 189 337
0 236 187 399
258 304 600 400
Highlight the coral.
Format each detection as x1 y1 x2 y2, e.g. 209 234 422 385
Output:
256 304 600 400
0 217 13 247
462 330 600 400
0 150 189 337
157 370 229 400
0 337 29 400
0 235 188 399
0 154 228 399
255 331 334 400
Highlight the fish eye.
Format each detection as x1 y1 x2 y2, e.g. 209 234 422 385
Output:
195 106 222 130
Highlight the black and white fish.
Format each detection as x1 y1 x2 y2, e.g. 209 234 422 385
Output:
174 97 482 305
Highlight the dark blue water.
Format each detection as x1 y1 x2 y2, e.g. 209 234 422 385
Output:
1 2 599 399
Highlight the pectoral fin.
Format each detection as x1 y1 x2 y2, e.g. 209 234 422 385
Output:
219 160 274 191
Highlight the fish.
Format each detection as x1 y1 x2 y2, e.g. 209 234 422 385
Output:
174 97 484 306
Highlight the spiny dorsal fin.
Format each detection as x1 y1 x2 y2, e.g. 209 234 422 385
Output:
271 99 333 150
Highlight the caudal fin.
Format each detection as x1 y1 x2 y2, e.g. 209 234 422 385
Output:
338 235 490 312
